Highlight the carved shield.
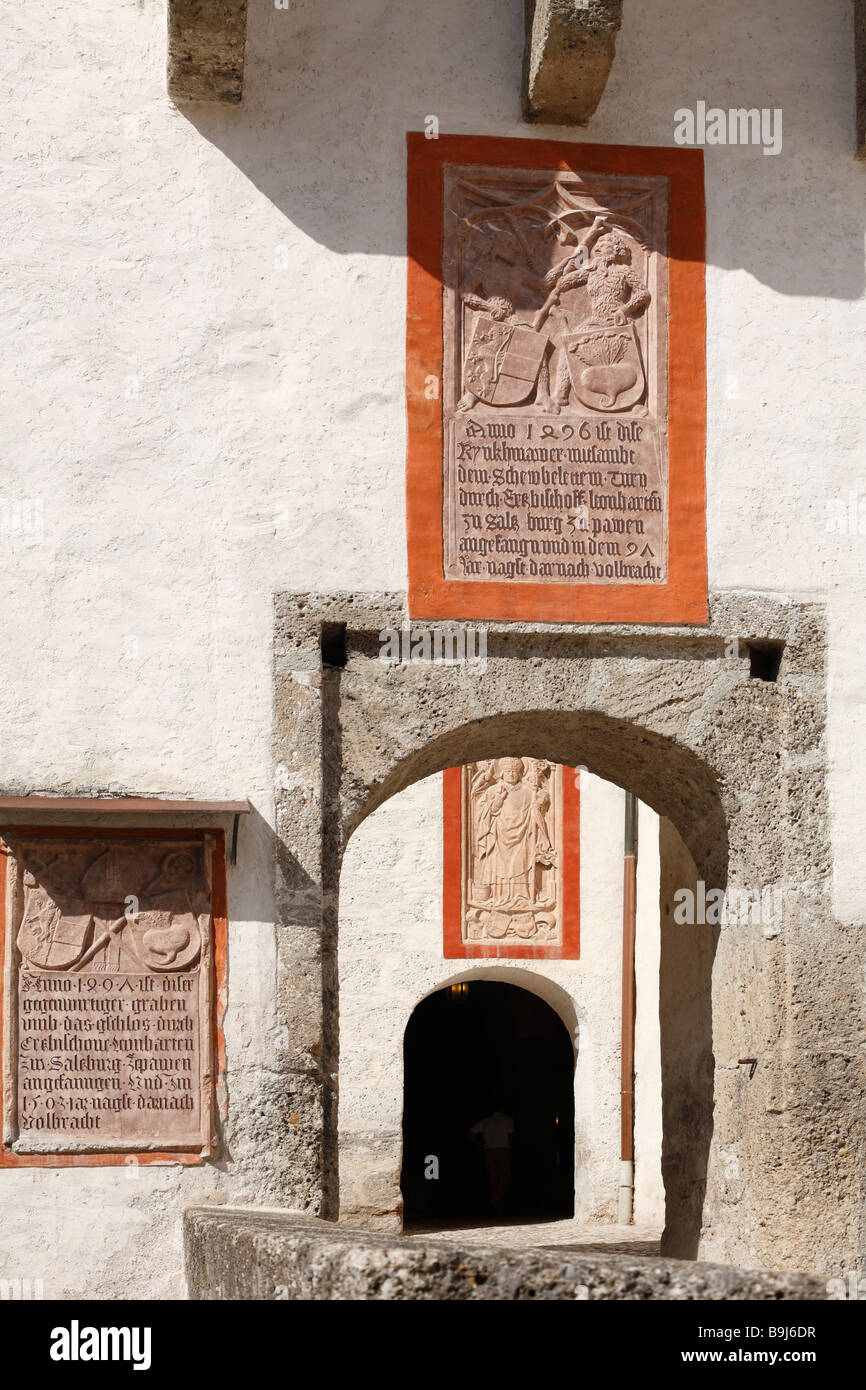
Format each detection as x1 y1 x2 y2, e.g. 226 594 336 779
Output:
563 322 646 412
126 908 202 972
463 316 548 406
17 882 92 969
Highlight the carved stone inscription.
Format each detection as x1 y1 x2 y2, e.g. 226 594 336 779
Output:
443 165 669 584
2 835 215 1154
463 759 562 945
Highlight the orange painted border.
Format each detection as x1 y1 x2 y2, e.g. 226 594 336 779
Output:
443 766 580 960
406 132 707 624
0 826 227 1168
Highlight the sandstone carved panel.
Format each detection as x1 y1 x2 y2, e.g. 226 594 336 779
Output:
442 164 669 587
1 834 216 1155
442 759 579 959
462 758 563 945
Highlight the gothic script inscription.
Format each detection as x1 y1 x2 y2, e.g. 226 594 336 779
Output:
462 759 563 945
443 165 669 585
2 835 215 1155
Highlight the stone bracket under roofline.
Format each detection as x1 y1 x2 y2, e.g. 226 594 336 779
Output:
167 0 249 105
163 2 865 158
523 0 623 125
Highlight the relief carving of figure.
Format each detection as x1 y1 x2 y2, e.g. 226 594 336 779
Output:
543 230 651 331
451 178 655 417
540 230 651 414
466 758 559 941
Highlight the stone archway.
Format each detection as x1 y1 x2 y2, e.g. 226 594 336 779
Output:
331 712 720 1257
268 591 860 1277
336 760 693 1245
348 705 728 883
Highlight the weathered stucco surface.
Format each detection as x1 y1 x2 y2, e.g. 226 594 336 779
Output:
658 816 713 1259
0 0 863 1297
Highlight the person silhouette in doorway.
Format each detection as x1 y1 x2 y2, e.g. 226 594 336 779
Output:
469 1104 515 1213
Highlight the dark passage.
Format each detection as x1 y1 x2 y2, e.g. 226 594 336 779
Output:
401 980 575 1228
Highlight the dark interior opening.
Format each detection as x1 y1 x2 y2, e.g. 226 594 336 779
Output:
320 622 347 668
748 640 784 682
401 980 575 1229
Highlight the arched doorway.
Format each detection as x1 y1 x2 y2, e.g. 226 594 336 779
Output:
401 980 575 1227
277 595 853 1270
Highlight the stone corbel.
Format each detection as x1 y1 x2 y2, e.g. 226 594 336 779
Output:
523 0 623 125
167 0 249 105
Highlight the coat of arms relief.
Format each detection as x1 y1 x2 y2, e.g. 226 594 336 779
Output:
445 166 666 419
11 837 211 976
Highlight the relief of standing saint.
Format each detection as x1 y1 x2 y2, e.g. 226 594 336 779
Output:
467 758 558 940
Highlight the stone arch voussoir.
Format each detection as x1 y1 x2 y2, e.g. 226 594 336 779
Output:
343 707 729 888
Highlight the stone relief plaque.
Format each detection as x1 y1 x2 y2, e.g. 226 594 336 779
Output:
443 761 579 959
406 134 707 624
443 164 668 587
1 833 217 1155
463 758 563 944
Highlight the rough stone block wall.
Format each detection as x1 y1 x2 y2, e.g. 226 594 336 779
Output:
184 1207 829 1300
167 0 248 104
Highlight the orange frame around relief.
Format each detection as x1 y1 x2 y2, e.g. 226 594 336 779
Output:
406 132 707 624
0 826 227 1169
443 767 580 960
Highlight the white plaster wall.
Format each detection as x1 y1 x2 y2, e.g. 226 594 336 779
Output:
0 0 860 1294
338 771 662 1228
634 799 664 1227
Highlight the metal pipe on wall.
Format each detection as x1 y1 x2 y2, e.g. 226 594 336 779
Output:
619 790 638 1224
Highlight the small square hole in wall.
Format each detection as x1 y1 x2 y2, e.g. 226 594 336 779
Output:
747 641 783 682
321 622 347 669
